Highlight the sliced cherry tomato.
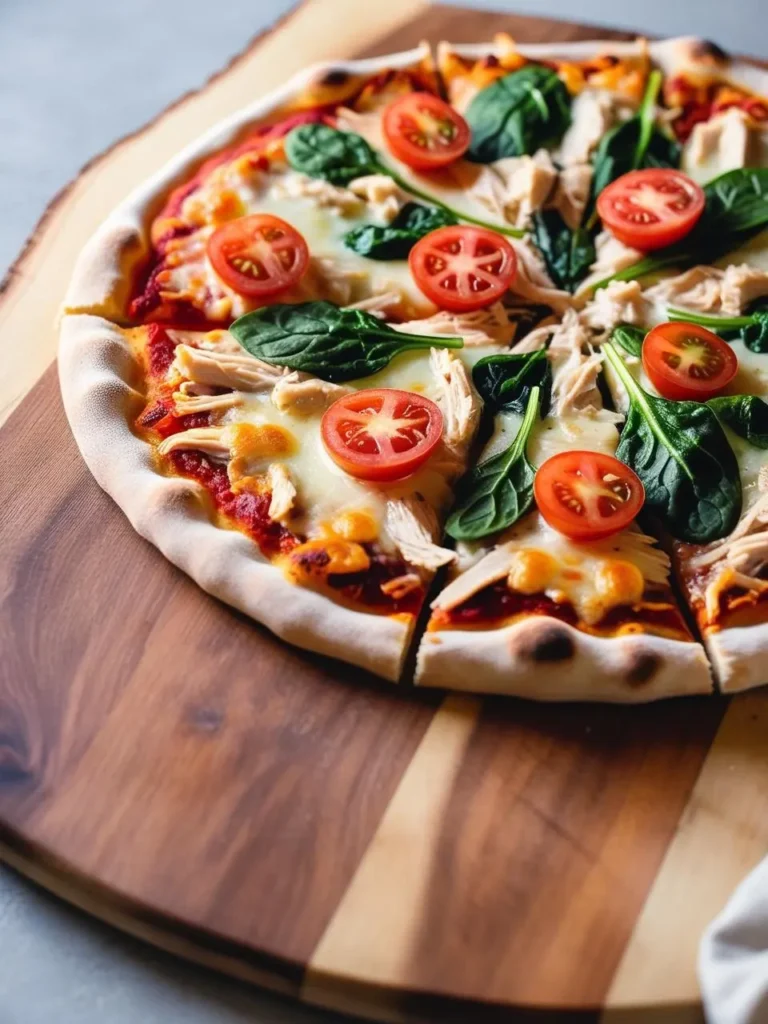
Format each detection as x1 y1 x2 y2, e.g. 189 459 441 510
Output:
207 214 309 298
321 389 443 482
642 321 738 401
383 93 470 170
596 168 705 251
409 226 517 312
534 451 646 543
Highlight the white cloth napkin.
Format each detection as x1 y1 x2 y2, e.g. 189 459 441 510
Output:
700 855 768 1023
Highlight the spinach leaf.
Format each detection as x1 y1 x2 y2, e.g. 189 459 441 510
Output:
708 394 768 449
667 304 768 354
464 65 571 163
586 71 679 224
230 301 463 383
531 209 595 292
285 123 381 184
285 124 524 238
343 202 457 260
445 386 541 541
472 348 552 416
603 342 742 543
611 324 646 358
593 168 768 290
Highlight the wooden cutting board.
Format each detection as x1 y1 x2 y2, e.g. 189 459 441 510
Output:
2 3 768 1020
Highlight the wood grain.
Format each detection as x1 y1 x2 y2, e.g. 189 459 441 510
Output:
1 4 767 1021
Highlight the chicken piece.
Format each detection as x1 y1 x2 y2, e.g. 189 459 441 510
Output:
509 238 573 314
431 543 517 611
266 464 297 526
336 106 385 150
393 301 516 347
580 280 648 334
269 171 362 214
347 174 406 223
271 372 352 415
429 348 481 456
644 266 725 313
549 163 593 231
173 344 286 392
347 291 404 318
304 256 369 307
385 497 456 571
576 231 643 297
548 309 605 417
557 88 626 166
172 384 243 416
721 264 768 316
454 150 556 229
167 328 241 354
683 108 754 181
157 426 230 460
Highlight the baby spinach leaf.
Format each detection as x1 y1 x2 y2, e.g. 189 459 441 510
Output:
464 65 571 163
667 304 768 354
593 168 768 290
708 394 768 449
285 124 524 238
472 348 552 416
603 342 742 543
531 209 595 292
230 301 463 383
611 324 646 358
586 71 679 224
343 203 457 260
445 386 541 541
285 123 381 184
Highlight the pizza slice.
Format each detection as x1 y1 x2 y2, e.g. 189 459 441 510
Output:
415 310 712 700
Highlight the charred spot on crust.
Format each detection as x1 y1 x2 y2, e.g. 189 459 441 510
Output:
624 651 661 687
514 623 575 662
480 54 500 69
689 38 730 65
319 69 350 87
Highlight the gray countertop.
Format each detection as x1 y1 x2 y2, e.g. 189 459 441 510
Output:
1 2 765 1021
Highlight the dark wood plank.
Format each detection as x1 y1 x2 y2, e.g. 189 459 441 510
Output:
0 367 437 979
404 695 724 1007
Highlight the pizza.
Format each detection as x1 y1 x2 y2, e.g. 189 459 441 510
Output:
59 35 768 701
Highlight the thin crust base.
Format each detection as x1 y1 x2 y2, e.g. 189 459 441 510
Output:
704 623 768 694
415 617 713 702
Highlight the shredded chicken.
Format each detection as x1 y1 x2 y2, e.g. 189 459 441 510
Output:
346 291 403 318
393 302 516 347
380 573 423 600
576 231 643 297
721 264 768 316
431 544 516 611
547 309 606 417
335 106 384 150
172 387 243 416
683 107 754 179
174 344 286 392
645 264 768 316
271 372 352 415
549 163 593 231
266 463 297 525
429 348 481 456
166 328 241 354
487 150 557 228
385 497 456 571
580 280 649 334
509 238 573 313
269 171 362 214
306 256 369 306
157 426 230 460
557 88 626 166
347 174 405 223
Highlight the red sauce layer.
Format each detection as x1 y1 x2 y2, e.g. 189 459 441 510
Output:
328 553 425 618
433 581 691 639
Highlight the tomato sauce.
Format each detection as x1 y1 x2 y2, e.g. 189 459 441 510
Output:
327 551 425 617
433 580 691 640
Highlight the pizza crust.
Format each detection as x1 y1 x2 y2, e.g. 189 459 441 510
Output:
415 617 712 702
704 623 768 694
59 314 415 682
